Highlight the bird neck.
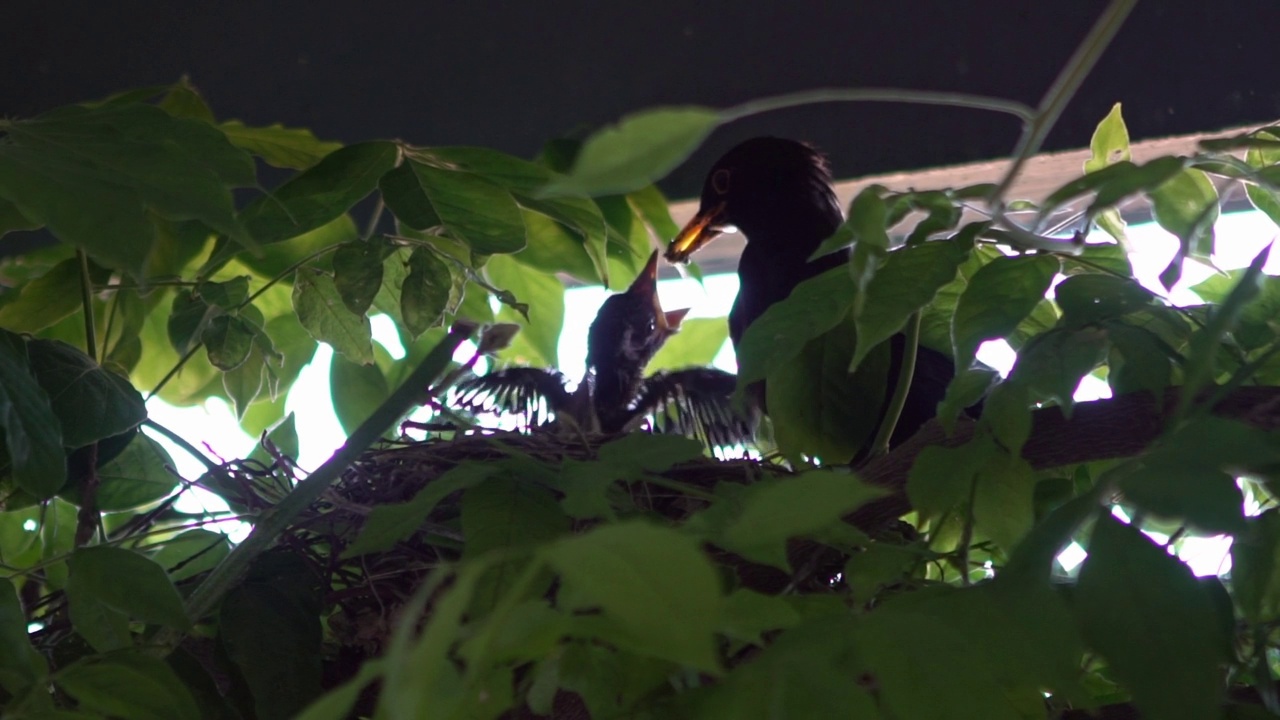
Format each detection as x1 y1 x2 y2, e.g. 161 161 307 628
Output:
735 196 843 261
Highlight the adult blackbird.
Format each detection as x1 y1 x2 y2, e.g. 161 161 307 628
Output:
456 251 752 448
664 136 955 449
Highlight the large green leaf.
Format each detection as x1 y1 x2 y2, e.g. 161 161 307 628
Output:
330 239 387 317
1009 326 1109 411
329 350 389 436
66 546 188 651
712 470 884 569
237 141 396 247
0 258 83 333
0 102 255 276
292 267 373 365
851 236 972 370
0 577 44 694
56 651 201 720
462 476 570 614
218 120 342 170
542 521 722 671
0 330 67 497
27 337 147 448
541 107 721 197
152 528 232 583
735 266 856 386
485 253 564 366
381 159 527 254
1076 516 1227 720
1233 510 1280 624
951 254 1059 371
1054 274 1153 327
645 318 728 373
220 554 323 720
60 433 178 512
1082 103 1131 242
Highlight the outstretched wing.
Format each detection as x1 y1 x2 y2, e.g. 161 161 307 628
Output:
454 368 572 428
632 368 755 450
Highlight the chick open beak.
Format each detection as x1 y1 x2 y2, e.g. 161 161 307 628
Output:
629 250 688 333
664 202 727 263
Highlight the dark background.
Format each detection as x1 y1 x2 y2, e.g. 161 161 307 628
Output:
4 1 1278 199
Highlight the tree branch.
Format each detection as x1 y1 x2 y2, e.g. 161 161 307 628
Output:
849 386 1280 532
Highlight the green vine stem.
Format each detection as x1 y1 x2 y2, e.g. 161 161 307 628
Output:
721 88 1036 124
990 0 1139 205
867 312 922 460
151 321 477 656
76 249 97 359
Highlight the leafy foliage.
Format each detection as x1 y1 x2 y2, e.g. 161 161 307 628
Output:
8 22 1280 715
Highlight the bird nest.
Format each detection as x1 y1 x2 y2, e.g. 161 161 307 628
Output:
214 429 798 684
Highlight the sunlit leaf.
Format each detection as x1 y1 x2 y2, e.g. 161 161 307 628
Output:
646 317 728 373
735 266 855 386
542 107 721 197
485 253 564 366
292 267 373 365
951 254 1059 371
219 120 342 170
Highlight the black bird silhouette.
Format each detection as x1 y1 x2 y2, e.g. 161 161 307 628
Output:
665 137 955 449
455 251 753 449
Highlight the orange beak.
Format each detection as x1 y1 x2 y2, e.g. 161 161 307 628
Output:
664 202 728 263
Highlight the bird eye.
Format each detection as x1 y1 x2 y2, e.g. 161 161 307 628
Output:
711 168 731 195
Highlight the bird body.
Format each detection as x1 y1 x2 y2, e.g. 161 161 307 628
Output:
666 136 956 454
456 251 752 449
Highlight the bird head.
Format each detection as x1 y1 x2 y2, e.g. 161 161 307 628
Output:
586 251 688 421
665 137 842 263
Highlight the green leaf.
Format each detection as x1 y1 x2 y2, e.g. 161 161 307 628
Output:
56 651 201 720
62 433 178 512
218 120 341 170
1106 322 1173 396
237 141 396 246
627 184 680 241
201 314 256 371
67 546 188 650
1084 103 1131 174
766 317 886 463
645 318 728 373
844 542 919 605
542 521 721 671
220 554 323 720
485 253 564 366
735 266 855 386
343 462 498 557
596 432 705 472
1150 168 1219 288
385 160 527 254
510 208 602 284
1055 274 1152 327
0 330 67 497
292 267 373 365
0 577 45 694
401 246 453 338
1076 515 1226 720
1120 418 1274 534
951 254 1060 371
0 196 39 236
718 589 801 645
221 346 266 419
907 435 997 523
813 184 891 260
1232 510 1280 624
152 528 232 582
27 337 147 448
157 80 214 121
0 258 82 333
972 449 1036 552
936 366 998 436
1010 326 1109 412
541 106 720 197
980 380 1032 456
851 237 972 371
462 476 569 615
331 240 387 316
0 103 256 276
716 470 885 569
329 350 389 436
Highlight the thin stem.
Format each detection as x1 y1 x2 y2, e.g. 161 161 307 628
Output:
869 312 922 458
989 0 1139 205
959 475 979 588
151 322 476 656
722 88 1036 124
364 197 386 240
143 419 218 472
76 250 97 359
